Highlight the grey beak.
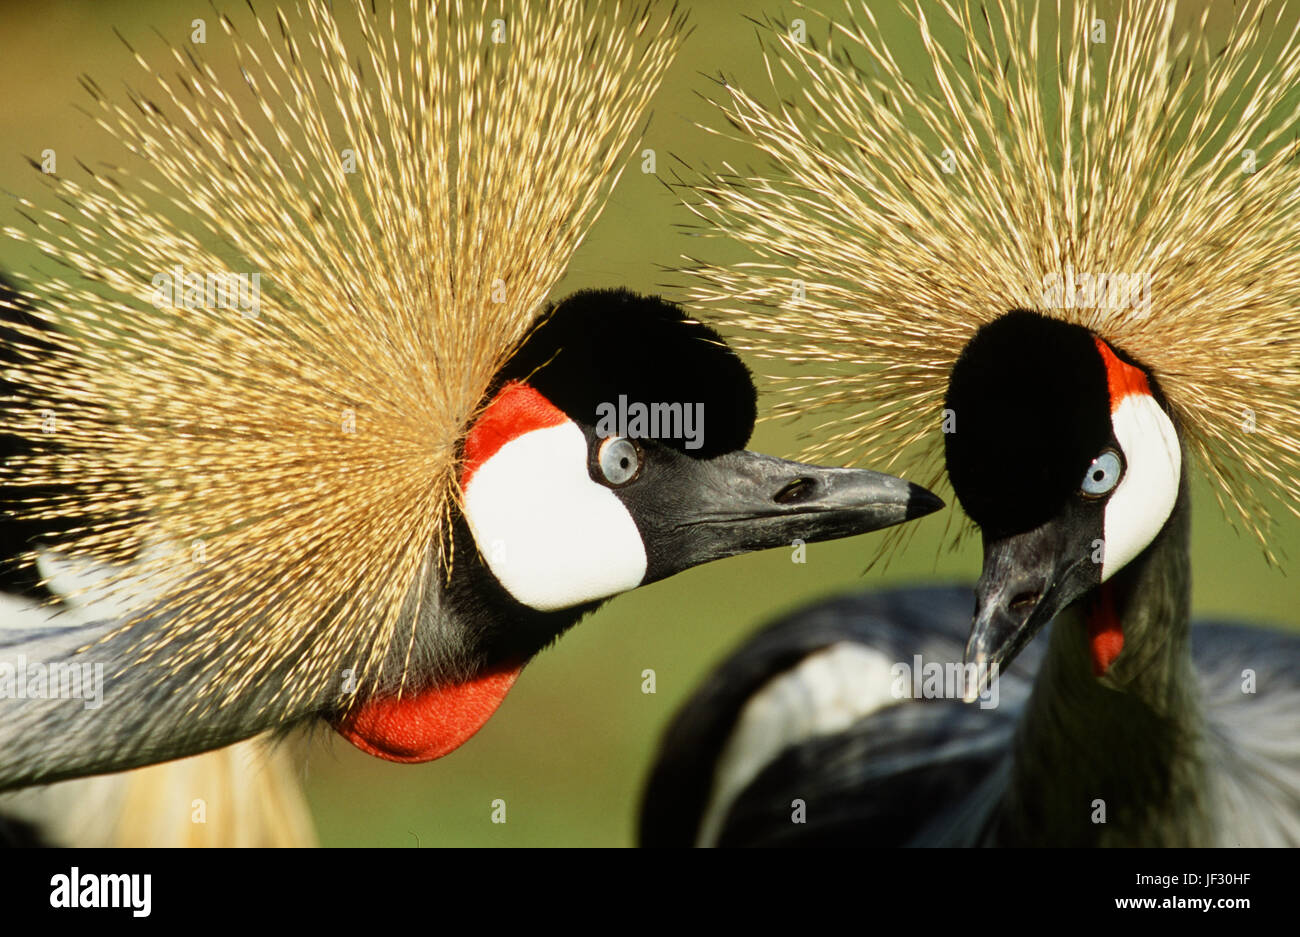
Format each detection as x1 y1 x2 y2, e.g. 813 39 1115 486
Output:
638 449 943 584
963 521 1100 699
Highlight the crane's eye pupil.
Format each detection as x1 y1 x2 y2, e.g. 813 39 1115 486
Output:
1081 449 1123 497
598 436 641 487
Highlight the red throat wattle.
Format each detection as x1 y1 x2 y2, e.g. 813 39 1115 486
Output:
333 663 524 763
1087 583 1124 676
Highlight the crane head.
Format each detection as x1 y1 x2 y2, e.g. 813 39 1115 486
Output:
334 289 942 763
944 310 1181 684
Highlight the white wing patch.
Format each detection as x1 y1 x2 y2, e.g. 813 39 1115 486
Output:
1103 394 1181 580
0 592 62 630
696 642 900 847
462 422 647 611
0 545 176 632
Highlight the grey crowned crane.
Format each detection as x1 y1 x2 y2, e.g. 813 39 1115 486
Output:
0 1 942 805
642 0 1300 846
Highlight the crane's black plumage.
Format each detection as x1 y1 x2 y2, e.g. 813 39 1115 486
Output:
640 583 1300 846
639 585 1041 846
501 288 757 457
944 310 1111 538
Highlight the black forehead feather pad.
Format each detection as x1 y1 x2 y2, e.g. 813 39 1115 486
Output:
944 309 1111 538
498 288 757 457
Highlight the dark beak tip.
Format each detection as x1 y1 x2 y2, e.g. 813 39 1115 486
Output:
905 483 944 519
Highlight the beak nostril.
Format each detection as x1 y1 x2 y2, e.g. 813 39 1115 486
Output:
774 477 818 504
1009 591 1041 614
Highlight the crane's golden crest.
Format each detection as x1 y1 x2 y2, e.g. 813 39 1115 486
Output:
680 0 1300 562
0 0 685 711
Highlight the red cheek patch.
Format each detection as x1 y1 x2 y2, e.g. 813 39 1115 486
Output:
1094 338 1151 412
1086 583 1124 676
333 663 523 763
461 381 569 490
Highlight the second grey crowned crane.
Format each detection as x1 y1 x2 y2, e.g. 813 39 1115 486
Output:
642 0 1300 847
640 312 1300 847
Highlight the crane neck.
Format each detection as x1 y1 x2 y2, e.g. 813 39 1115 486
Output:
995 478 1214 845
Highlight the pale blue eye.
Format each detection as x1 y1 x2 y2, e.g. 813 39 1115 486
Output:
1081 449 1123 496
598 437 641 486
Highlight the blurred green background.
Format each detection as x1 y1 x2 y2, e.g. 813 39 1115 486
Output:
1 1 1296 846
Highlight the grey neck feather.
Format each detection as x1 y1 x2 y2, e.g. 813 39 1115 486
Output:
0 537 474 791
990 479 1214 845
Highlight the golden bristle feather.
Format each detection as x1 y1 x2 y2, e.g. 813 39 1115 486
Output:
679 0 1300 562
1 1 685 712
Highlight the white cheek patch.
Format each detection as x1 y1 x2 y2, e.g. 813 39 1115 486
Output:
461 421 647 611
1101 394 1181 580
